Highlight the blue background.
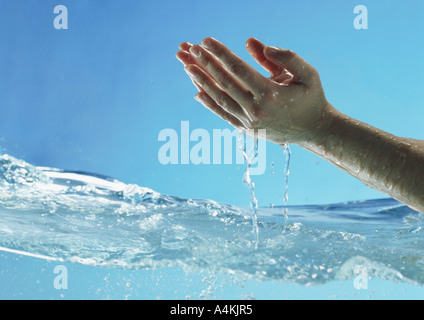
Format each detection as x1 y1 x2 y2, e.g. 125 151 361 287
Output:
0 0 423 208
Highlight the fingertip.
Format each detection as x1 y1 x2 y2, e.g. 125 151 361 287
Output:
179 41 193 51
201 37 217 50
246 37 262 48
194 92 202 103
176 50 193 65
246 38 266 57
194 90 206 99
245 37 254 46
189 44 202 58
176 50 184 60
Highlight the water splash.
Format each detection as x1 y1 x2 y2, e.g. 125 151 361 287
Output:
237 131 259 249
1 154 424 287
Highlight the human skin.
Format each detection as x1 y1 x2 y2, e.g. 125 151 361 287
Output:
176 37 424 213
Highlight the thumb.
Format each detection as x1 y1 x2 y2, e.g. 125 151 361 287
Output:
263 46 317 85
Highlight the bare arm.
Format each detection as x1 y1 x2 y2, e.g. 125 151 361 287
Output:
176 37 424 212
302 105 424 212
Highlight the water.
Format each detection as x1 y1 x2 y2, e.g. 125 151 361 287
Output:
238 132 259 249
1 154 424 298
282 144 291 217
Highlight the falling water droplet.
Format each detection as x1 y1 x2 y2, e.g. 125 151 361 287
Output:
238 131 259 249
282 144 291 221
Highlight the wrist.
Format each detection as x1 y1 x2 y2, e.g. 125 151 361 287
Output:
296 102 344 149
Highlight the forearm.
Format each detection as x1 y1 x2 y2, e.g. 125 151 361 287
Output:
297 103 424 213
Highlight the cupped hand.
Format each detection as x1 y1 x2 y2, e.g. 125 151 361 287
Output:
176 37 330 146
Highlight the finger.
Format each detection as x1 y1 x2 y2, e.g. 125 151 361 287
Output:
194 91 245 128
245 38 281 76
188 74 203 92
176 50 196 66
176 51 202 90
177 50 219 91
179 42 194 51
185 64 249 122
189 45 254 107
263 46 318 86
201 37 266 98
177 49 217 78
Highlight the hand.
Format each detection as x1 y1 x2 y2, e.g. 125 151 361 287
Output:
176 37 331 146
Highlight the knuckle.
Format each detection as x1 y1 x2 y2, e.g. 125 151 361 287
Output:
213 48 223 58
218 74 232 90
201 52 214 68
201 55 211 68
215 94 226 108
195 75 205 87
229 62 245 76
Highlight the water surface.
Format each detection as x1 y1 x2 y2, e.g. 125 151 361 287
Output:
1 154 423 288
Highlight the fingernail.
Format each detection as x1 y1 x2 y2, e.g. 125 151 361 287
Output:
202 38 214 50
265 46 279 55
189 46 201 58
